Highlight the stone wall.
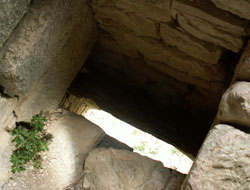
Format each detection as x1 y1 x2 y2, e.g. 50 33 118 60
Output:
182 41 250 189
88 0 250 123
1 0 250 188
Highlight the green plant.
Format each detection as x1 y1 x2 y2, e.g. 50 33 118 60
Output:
10 114 52 174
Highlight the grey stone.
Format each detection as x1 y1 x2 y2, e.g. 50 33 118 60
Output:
83 148 185 190
0 0 97 96
13 1 98 121
234 41 250 81
182 124 250 190
0 0 31 48
0 97 17 130
217 81 250 128
43 111 105 190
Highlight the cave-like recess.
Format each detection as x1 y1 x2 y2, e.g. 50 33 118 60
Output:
62 44 240 157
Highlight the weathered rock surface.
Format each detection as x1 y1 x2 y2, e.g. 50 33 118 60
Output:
0 97 17 187
2 110 105 190
211 0 250 20
0 0 31 48
90 0 238 122
171 0 247 52
97 27 226 89
234 41 250 81
160 22 222 64
182 124 250 190
5 1 98 121
217 81 250 128
91 0 172 23
0 0 97 97
83 148 185 190
0 97 17 130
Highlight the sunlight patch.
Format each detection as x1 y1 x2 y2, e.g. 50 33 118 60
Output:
83 108 193 174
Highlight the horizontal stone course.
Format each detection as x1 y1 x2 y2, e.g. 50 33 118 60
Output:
171 0 247 52
211 0 250 20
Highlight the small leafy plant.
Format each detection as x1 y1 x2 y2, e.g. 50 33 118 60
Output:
10 114 52 173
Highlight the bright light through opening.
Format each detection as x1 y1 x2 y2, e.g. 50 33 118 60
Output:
83 108 193 174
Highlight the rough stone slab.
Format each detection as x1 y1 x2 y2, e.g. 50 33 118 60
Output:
217 81 250 128
92 3 158 38
91 0 171 23
97 26 226 90
182 124 250 190
14 3 98 121
2 110 105 190
0 0 31 48
211 0 250 20
83 148 185 190
160 22 222 64
145 59 225 93
0 0 96 96
234 41 250 81
106 27 226 82
171 0 246 52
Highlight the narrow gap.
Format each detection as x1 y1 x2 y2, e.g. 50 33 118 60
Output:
61 94 193 174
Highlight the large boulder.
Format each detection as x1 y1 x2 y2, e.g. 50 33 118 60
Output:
182 124 250 190
0 0 98 97
2 110 105 190
217 81 250 128
83 148 185 190
0 0 99 122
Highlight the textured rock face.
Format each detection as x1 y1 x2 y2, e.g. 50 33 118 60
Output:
0 97 17 131
43 111 105 190
0 97 17 186
160 22 222 65
0 0 31 48
171 0 247 52
217 81 250 128
0 0 97 97
235 41 250 81
182 124 250 190
83 148 185 190
0 0 98 121
14 5 98 121
89 0 247 125
211 0 250 20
